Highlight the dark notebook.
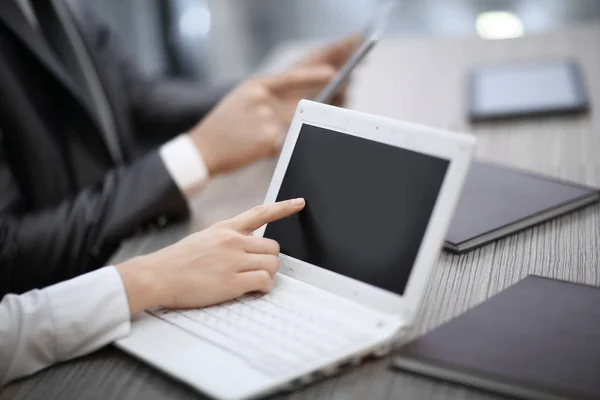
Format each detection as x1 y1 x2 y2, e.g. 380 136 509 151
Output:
392 276 600 400
445 162 599 253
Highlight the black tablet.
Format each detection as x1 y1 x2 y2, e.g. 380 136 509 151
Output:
314 0 394 104
467 60 590 122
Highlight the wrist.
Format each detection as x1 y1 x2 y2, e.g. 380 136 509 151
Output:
116 256 163 314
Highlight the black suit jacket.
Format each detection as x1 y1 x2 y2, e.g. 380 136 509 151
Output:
0 1 228 296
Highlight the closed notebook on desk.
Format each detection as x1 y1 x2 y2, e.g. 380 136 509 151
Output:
445 162 600 253
392 276 600 400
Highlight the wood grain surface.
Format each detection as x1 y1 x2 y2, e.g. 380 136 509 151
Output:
3 24 599 400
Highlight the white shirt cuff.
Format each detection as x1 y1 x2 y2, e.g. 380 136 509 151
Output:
160 134 209 198
45 266 131 361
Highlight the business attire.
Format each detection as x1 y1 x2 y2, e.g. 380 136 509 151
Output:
0 266 131 385
0 0 227 296
0 2 214 379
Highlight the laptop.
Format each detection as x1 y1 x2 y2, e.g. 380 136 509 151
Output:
116 100 476 400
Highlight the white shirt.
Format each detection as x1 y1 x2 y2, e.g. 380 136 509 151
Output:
0 1 210 385
0 267 131 385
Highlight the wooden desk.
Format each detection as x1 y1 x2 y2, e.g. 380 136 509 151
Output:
3 24 599 400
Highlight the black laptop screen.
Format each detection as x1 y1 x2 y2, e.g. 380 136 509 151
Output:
264 124 449 295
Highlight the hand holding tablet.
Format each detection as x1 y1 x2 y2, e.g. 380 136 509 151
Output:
314 0 395 104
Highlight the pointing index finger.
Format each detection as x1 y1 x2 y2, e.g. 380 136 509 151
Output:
231 198 305 234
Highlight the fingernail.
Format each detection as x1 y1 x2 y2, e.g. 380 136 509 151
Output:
291 198 305 207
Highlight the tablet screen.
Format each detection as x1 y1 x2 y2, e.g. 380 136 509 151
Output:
469 61 589 120
264 124 449 295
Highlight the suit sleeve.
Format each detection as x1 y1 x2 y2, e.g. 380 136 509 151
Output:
68 1 233 141
0 266 130 386
127 76 233 140
0 147 189 297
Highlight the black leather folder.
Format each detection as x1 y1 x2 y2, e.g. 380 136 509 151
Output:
392 276 600 400
445 162 599 253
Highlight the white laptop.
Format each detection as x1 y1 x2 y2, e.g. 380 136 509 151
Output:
116 100 475 400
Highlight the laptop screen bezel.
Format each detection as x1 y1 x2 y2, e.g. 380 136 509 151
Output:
255 100 474 322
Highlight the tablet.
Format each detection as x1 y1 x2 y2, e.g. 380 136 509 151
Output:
314 1 394 104
467 60 590 121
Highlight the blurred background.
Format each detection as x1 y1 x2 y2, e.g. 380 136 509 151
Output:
94 0 600 84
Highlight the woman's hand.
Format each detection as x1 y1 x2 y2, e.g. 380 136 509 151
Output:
117 199 305 314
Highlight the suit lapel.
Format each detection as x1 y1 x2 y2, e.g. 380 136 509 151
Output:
0 1 97 118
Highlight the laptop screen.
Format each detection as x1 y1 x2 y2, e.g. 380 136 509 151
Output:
264 124 449 295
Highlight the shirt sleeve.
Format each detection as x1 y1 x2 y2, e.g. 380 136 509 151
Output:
159 134 209 199
0 266 131 386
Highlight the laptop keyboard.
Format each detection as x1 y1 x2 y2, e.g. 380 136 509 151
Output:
149 275 378 377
